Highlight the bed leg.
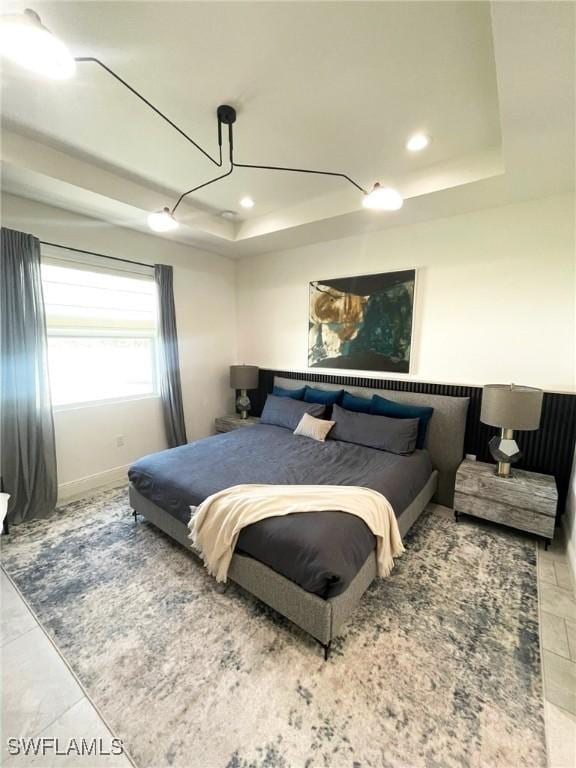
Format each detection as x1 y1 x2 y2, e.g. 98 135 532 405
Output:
132 509 138 523
323 642 331 661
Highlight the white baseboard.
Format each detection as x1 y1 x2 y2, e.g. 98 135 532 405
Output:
58 464 131 502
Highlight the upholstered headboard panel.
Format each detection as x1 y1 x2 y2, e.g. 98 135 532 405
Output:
274 376 469 507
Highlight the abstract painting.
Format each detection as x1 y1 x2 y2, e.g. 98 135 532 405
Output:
308 269 415 373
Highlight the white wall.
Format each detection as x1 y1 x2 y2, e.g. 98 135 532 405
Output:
565 451 576 581
237 194 575 393
1 194 237 499
3 192 574 507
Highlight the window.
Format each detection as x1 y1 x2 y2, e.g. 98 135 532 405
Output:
41 261 158 407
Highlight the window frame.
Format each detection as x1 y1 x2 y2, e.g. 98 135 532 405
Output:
52 391 160 414
41 256 160 410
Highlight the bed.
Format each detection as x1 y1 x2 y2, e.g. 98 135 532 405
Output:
128 377 469 657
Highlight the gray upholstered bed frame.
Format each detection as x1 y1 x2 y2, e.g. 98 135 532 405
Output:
275 377 469 508
129 377 469 658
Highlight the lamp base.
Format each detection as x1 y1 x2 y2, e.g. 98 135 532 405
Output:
494 462 512 478
489 427 521 479
236 389 251 420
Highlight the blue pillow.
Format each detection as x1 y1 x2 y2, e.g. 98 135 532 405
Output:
370 395 434 450
341 391 372 413
304 387 343 406
261 395 325 431
330 405 418 455
272 385 306 400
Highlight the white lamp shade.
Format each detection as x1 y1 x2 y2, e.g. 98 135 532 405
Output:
362 183 403 211
148 208 179 232
0 10 76 79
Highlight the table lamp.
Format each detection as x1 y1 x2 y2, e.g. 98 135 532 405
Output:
230 365 259 419
480 384 543 477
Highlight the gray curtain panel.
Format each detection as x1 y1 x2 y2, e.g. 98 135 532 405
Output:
1 228 58 523
154 264 188 447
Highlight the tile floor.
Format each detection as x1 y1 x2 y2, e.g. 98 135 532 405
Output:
1 569 134 768
2 514 576 767
538 534 576 768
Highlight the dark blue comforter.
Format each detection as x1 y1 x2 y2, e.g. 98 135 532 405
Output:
129 424 432 597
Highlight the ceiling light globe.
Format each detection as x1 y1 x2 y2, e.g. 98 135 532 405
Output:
406 133 430 152
240 197 255 209
362 184 404 211
0 9 76 79
148 208 179 233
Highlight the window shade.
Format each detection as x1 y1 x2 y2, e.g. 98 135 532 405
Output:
41 263 157 333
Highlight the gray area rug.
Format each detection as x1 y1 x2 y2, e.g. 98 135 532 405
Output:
2 487 546 768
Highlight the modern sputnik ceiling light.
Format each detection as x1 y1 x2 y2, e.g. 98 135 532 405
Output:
0 8 405 232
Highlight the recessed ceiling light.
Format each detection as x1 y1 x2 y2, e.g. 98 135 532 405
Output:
240 197 255 209
406 133 430 152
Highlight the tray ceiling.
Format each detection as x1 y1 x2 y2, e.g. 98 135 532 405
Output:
1 1 573 257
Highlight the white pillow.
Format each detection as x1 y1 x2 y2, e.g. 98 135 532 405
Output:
293 413 335 442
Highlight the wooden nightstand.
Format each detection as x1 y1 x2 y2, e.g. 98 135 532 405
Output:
215 414 261 433
454 459 557 546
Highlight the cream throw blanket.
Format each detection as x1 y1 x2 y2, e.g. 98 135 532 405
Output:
188 484 404 584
